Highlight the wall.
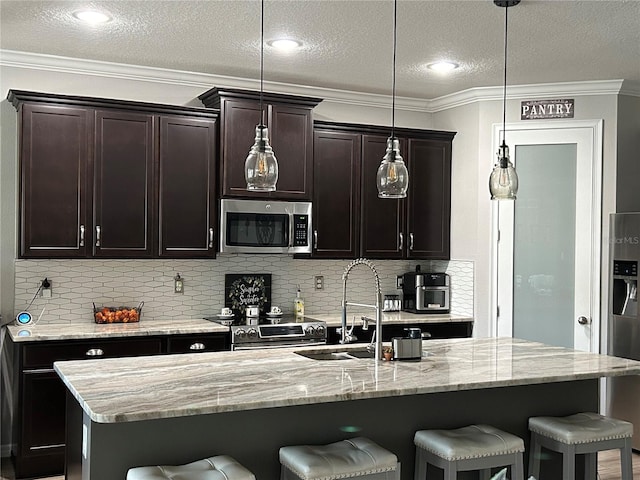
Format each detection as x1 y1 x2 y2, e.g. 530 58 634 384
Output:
616 94 640 213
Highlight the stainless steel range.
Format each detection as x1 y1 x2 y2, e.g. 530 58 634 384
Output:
230 321 327 350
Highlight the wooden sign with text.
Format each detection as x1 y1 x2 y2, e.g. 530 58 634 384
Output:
521 99 574 120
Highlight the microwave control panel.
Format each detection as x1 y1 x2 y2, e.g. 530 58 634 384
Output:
293 215 309 246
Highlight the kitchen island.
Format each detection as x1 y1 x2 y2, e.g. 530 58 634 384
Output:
55 337 640 480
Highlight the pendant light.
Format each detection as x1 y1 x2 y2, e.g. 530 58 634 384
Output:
376 0 408 199
489 0 520 200
245 0 278 192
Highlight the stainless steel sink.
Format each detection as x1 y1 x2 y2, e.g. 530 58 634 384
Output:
295 347 375 361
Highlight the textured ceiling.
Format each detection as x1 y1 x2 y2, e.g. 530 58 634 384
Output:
1 0 639 99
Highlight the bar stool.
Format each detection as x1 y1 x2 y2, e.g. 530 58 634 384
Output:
279 437 400 480
126 455 256 480
528 412 633 480
413 424 525 480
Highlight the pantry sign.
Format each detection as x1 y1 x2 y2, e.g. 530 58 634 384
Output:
521 99 574 120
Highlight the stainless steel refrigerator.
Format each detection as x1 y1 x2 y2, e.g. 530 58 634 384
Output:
607 212 640 449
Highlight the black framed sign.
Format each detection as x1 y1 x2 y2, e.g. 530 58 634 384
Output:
224 274 272 317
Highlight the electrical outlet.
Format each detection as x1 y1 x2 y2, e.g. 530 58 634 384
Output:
314 275 324 290
174 273 184 294
41 278 52 298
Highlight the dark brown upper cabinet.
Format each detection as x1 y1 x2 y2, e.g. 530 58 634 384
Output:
199 87 322 201
9 90 218 259
312 129 361 258
312 121 455 260
17 103 92 258
158 116 217 258
93 110 155 258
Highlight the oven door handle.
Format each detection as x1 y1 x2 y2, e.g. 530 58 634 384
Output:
232 341 326 351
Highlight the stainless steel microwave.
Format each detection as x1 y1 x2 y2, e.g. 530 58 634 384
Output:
219 199 312 254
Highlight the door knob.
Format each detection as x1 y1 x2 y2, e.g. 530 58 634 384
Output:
577 316 590 325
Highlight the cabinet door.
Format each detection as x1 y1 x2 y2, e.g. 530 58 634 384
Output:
219 99 313 199
159 116 217 257
312 130 361 258
93 110 155 257
268 104 313 200
360 134 405 259
16 371 66 478
406 138 451 259
19 104 91 257
219 98 260 197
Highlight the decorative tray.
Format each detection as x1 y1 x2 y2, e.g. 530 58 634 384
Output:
93 302 144 324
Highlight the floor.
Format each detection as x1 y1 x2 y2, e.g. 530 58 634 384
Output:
1 450 639 479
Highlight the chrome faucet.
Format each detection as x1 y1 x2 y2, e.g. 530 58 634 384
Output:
341 258 383 361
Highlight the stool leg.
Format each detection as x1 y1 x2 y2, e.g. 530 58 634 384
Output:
621 438 633 480
414 448 427 480
563 444 576 480
443 462 457 480
528 433 542 479
584 452 597 480
513 453 524 480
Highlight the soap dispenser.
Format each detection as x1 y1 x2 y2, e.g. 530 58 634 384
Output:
294 286 305 319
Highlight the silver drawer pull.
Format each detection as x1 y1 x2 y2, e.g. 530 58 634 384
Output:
313 230 318 249
409 232 414 251
95 225 101 247
399 232 403 250
79 224 85 247
189 343 205 351
86 348 104 357
208 228 214 249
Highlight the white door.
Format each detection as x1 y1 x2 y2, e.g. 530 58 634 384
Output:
492 120 603 352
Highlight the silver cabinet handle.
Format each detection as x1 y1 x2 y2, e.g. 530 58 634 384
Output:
86 348 104 357
208 228 214 249
95 226 101 247
399 232 403 251
577 316 590 325
189 343 205 351
313 230 318 249
409 232 414 251
79 224 85 247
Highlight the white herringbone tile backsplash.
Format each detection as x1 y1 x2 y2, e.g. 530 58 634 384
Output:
14 257 474 324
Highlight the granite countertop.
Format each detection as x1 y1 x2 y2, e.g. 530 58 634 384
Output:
6 318 228 342
54 337 640 424
305 311 472 327
6 313 472 342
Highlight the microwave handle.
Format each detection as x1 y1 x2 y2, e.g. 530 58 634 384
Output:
288 215 294 247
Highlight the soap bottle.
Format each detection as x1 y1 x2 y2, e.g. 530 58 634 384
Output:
294 286 305 319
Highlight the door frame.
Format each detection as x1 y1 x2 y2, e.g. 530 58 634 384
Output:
490 119 604 353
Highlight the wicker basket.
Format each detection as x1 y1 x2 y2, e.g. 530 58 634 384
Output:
93 302 144 324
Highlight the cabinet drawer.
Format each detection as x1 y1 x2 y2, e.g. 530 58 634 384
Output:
23 338 163 369
166 334 229 353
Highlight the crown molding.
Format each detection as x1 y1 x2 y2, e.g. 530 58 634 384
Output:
620 80 640 97
0 50 629 113
428 80 626 112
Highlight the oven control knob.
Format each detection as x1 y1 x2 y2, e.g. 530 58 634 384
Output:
315 325 325 337
235 329 247 339
247 328 258 338
305 326 316 336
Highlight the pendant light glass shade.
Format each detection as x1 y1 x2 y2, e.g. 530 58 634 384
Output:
490 0 520 201
376 0 408 199
489 142 518 200
377 137 408 198
245 125 278 192
245 0 278 192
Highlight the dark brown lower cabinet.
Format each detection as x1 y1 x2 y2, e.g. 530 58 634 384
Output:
326 321 473 345
13 333 228 478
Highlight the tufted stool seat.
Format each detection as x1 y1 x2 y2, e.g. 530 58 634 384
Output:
279 437 400 480
413 424 525 480
126 455 256 480
528 412 633 480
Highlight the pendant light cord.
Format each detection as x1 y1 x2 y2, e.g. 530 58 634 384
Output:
260 0 265 128
391 0 397 138
501 3 508 146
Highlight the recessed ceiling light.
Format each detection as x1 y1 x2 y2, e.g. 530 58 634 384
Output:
73 10 112 24
267 38 303 52
426 61 459 73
